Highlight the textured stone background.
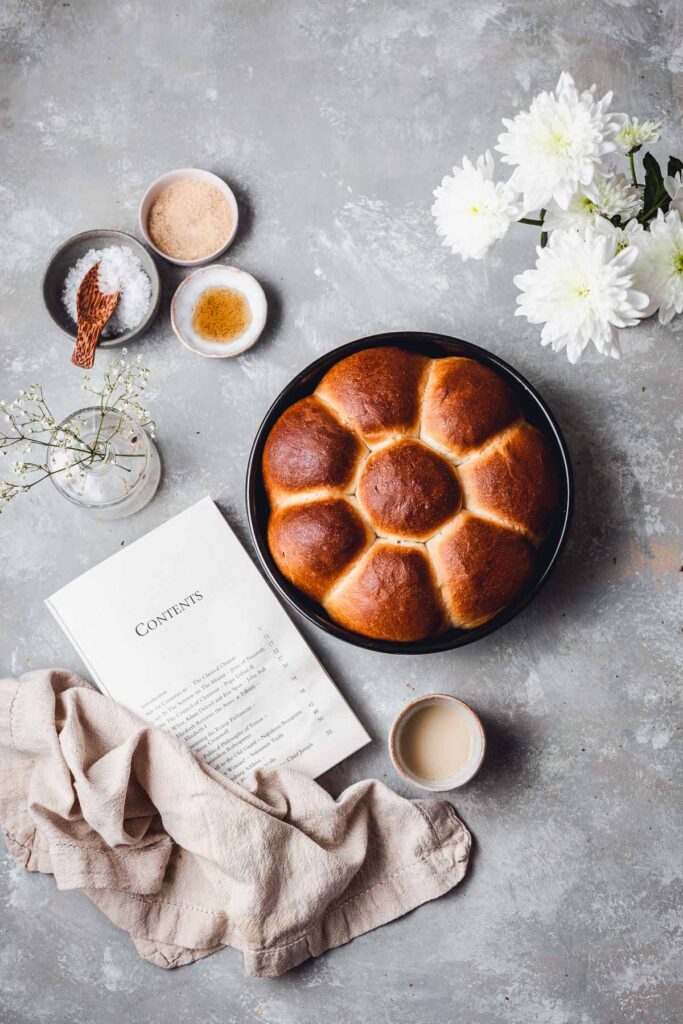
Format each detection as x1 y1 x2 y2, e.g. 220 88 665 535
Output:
1 2 681 1022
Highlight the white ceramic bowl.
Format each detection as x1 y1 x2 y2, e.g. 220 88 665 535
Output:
171 264 267 358
388 694 486 791
139 168 239 267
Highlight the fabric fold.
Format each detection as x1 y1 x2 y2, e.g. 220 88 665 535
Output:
0 668 471 976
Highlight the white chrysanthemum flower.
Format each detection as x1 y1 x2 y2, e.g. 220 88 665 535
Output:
593 216 644 250
596 219 650 298
613 116 662 154
632 209 683 324
431 151 521 261
544 169 642 231
496 72 621 212
513 226 649 363
665 171 683 216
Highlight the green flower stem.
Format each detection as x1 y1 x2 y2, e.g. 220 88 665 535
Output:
628 150 639 186
639 193 668 224
55 421 93 448
90 396 138 460
3 432 144 461
519 217 544 226
15 435 94 456
102 407 126 444
4 446 146 497
85 401 128 464
89 408 107 464
15 454 95 490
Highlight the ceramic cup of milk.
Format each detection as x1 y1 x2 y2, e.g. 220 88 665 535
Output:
389 694 486 791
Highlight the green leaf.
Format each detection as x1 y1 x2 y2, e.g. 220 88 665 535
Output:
667 155 683 178
642 152 663 207
641 151 670 221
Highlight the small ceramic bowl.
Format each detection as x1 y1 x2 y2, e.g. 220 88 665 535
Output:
389 694 486 792
170 264 267 358
139 168 239 266
42 229 161 349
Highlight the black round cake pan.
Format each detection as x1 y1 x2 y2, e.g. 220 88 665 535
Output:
246 332 573 655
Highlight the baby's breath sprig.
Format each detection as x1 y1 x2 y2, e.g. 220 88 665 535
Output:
0 351 156 514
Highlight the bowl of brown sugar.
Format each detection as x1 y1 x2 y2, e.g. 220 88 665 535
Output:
139 168 239 266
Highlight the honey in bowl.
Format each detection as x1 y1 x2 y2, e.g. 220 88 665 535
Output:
192 286 251 343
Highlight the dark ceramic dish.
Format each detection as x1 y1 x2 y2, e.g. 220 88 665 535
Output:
42 229 161 348
246 332 573 655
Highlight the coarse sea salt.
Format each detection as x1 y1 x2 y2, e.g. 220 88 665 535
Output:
62 246 152 337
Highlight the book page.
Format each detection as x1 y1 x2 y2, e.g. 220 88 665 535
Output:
47 497 370 783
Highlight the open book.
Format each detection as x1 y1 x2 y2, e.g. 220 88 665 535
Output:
46 497 370 783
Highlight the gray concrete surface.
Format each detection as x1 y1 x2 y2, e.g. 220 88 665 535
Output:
1 2 681 1022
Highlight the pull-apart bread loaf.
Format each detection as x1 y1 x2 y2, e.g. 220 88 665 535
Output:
262 347 560 642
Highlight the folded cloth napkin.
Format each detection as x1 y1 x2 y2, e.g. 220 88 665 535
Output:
0 669 471 976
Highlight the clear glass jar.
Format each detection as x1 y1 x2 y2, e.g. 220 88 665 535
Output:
47 407 161 519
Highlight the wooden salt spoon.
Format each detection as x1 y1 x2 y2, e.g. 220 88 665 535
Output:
71 263 120 369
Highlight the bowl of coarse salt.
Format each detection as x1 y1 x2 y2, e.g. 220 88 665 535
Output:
139 168 239 267
42 229 161 349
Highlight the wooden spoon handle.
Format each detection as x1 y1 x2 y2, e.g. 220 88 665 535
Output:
72 320 103 369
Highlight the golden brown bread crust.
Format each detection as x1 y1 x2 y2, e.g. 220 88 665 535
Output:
268 498 372 602
316 347 429 444
325 543 447 642
262 396 365 503
421 357 520 459
263 348 561 642
457 421 560 542
357 438 461 540
429 511 535 628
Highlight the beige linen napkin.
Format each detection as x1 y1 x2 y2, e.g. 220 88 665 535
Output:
0 669 471 976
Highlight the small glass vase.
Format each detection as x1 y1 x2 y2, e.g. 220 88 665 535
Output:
48 407 161 519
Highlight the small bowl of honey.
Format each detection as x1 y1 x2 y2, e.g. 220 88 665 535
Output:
170 265 267 358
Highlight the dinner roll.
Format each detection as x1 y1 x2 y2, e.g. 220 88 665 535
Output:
316 346 429 445
325 543 447 642
421 356 520 459
268 497 373 602
429 511 535 628
457 421 560 542
262 346 561 642
262 396 365 505
357 438 461 540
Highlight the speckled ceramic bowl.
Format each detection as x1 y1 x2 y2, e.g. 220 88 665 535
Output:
139 168 239 267
389 694 486 791
42 229 161 349
170 264 267 358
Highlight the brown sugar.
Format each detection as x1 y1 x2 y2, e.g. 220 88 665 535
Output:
147 179 233 261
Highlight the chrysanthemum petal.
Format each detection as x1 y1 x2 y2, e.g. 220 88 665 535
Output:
431 151 521 261
514 224 649 363
496 71 621 212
